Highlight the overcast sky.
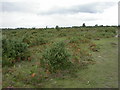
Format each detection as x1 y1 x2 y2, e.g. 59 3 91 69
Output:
0 0 119 28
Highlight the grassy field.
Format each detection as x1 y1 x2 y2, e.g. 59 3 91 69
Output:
38 37 118 88
2 26 118 88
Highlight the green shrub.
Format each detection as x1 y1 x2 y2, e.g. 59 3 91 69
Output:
41 41 72 73
69 37 79 43
69 36 90 43
36 37 47 45
23 36 47 47
58 32 66 37
104 27 116 34
84 33 94 39
97 32 115 38
2 38 30 67
94 27 117 38
22 36 32 45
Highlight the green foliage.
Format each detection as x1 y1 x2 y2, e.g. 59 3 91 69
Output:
31 37 47 46
84 33 94 39
58 32 66 37
23 36 47 47
2 38 30 67
41 41 72 73
2 26 118 88
96 32 115 38
69 37 79 43
36 37 47 44
69 36 90 43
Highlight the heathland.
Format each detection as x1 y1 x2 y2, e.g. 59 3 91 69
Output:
2 26 118 88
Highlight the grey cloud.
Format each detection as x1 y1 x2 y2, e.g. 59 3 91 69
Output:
39 2 115 15
0 1 115 15
1 2 35 13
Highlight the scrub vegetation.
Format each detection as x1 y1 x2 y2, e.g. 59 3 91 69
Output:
2 26 118 88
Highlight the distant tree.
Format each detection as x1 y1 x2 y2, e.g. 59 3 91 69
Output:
55 25 60 31
99 25 103 27
95 24 98 27
82 23 86 27
45 26 48 30
32 27 35 30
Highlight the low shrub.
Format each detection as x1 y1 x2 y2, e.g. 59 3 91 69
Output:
36 37 47 45
22 37 32 45
58 32 66 37
97 32 115 38
69 36 90 43
41 41 72 73
69 37 79 43
2 38 30 67
84 33 94 39
23 37 47 47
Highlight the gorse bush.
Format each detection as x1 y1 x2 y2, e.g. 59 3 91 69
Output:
41 41 72 73
69 37 79 43
96 32 115 38
58 32 66 37
23 36 47 47
36 37 47 45
2 38 30 67
69 36 90 43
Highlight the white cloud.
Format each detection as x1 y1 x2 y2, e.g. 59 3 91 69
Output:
38 2 115 15
0 0 119 28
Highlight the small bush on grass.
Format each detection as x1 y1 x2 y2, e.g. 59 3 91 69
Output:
84 33 95 39
69 37 79 43
36 37 47 45
96 30 116 38
22 36 32 45
2 38 30 67
23 36 47 47
69 36 90 43
41 41 72 73
58 32 66 37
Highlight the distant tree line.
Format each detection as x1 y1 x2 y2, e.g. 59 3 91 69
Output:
1 23 118 30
